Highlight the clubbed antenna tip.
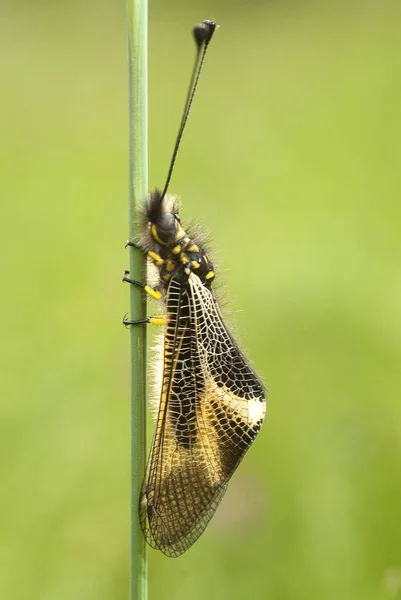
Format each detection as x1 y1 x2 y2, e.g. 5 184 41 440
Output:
193 20 217 49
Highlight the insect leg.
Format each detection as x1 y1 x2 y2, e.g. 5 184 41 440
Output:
126 241 164 268
122 278 164 324
125 240 142 250
123 272 162 301
123 314 165 327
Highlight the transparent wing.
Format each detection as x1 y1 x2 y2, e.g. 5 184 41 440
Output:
139 274 266 557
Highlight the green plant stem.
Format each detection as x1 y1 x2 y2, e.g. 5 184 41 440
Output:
126 0 148 598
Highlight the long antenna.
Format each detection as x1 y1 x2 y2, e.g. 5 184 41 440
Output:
160 19 217 202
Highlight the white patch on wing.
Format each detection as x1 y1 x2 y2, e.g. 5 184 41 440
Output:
216 385 266 425
247 397 266 425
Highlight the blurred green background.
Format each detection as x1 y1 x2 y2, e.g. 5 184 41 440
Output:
1 0 400 598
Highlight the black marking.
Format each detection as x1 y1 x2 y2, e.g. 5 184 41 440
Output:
193 20 216 48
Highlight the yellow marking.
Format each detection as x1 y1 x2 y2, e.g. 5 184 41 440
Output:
172 244 181 255
162 273 172 281
166 260 176 272
205 271 215 280
148 251 164 267
144 285 162 300
148 316 165 326
180 253 189 264
151 224 167 246
191 260 200 269
187 244 199 252
174 223 187 242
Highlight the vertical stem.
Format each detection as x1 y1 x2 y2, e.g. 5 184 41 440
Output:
126 0 147 598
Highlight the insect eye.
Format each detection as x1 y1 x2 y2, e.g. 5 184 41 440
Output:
153 212 177 243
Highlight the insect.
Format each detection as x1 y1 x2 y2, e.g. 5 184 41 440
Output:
124 19 267 558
